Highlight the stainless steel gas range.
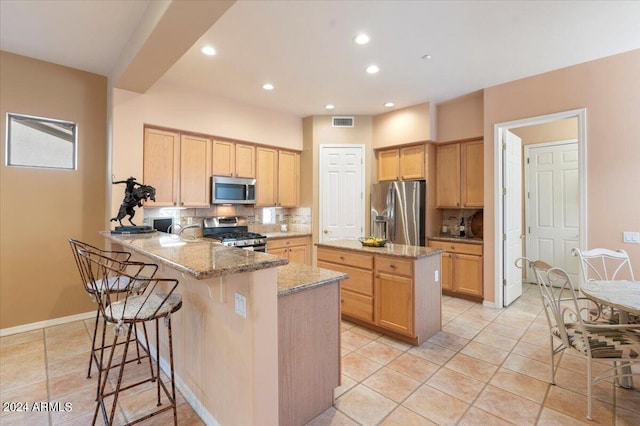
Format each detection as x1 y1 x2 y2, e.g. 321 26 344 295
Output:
202 216 267 252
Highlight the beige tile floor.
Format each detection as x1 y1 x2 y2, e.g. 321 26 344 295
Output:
1 284 639 425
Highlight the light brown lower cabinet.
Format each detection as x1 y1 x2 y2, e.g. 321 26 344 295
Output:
267 236 310 265
428 240 483 299
316 246 441 345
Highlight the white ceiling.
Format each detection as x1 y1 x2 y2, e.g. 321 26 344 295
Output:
2 1 640 117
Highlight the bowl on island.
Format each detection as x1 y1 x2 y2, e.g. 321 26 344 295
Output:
358 237 387 247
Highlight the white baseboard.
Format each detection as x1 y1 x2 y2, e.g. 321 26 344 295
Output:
483 300 501 309
0 311 95 337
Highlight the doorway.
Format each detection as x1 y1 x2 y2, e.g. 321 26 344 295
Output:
319 145 365 242
494 109 587 308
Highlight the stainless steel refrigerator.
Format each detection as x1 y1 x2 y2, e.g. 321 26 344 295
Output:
370 180 426 246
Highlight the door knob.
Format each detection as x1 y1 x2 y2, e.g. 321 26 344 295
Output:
324 229 329 234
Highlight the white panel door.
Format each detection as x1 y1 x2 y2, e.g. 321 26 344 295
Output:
320 145 365 242
503 130 523 306
526 141 579 285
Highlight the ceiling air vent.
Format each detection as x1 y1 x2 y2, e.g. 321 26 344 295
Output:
332 116 354 128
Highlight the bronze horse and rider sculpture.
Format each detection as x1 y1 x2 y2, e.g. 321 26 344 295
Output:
111 177 156 227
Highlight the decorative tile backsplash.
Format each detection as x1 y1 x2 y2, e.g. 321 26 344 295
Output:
440 209 482 238
143 206 312 235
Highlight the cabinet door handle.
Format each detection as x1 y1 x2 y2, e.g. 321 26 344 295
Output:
173 202 177 206
375 274 380 278
339 256 344 260
389 264 396 269
340 299 344 303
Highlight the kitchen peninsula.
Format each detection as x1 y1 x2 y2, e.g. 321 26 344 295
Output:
316 240 443 345
101 231 346 426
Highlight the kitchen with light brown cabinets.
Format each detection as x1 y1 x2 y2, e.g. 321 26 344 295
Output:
256 147 300 207
376 143 425 181
316 240 442 345
212 140 255 178
143 127 212 208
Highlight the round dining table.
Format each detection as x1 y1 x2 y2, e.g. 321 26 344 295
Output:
580 279 640 389
580 280 640 318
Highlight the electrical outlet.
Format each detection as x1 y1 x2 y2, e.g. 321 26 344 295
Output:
623 232 640 244
434 270 439 282
234 292 247 318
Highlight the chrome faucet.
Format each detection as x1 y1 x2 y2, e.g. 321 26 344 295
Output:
170 223 201 240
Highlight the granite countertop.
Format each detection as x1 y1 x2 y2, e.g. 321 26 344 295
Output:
101 231 288 279
277 263 348 297
315 240 443 259
263 231 312 240
428 236 484 245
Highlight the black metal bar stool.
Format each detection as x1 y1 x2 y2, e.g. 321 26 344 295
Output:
69 239 156 395
79 248 182 425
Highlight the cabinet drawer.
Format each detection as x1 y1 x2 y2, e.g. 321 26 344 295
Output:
267 236 308 250
376 256 413 277
317 261 373 296
428 240 483 256
317 248 373 270
341 290 373 322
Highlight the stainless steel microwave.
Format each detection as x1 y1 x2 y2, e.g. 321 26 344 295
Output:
211 176 256 204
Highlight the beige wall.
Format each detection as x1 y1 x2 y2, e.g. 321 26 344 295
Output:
437 91 484 142
0 52 108 329
303 115 375 263
483 49 640 303
372 103 434 148
112 82 302 219
511 117 578 145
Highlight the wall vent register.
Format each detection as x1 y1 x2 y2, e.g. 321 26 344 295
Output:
332 116 355 127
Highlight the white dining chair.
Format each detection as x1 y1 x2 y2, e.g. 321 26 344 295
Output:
571 247 638 324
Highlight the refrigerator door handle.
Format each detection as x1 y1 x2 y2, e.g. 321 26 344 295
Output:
388 185 396 242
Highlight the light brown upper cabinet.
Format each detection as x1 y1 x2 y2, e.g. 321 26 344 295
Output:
256 148 300 207
212 140 255 178
436 139 483 208
377 144 425 182
277 150 299 207
461 140 484 207
143 128 212 208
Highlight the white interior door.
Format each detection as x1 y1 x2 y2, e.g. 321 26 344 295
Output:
319 145 364 242
525 141 580 285
503 130 523 306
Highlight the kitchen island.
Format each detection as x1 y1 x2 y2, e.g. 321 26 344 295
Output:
101 231 346 426
316 240 443 345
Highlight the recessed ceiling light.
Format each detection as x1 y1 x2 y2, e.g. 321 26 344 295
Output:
201 45 216 56
422 54 432 60
366 65 380 74
325 104 335 110
262 83 274 90
354 33 370 45
384 102 394 108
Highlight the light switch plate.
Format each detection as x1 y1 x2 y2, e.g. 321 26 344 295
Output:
623 231 640 244
234 292 247 318
435 270 439 282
